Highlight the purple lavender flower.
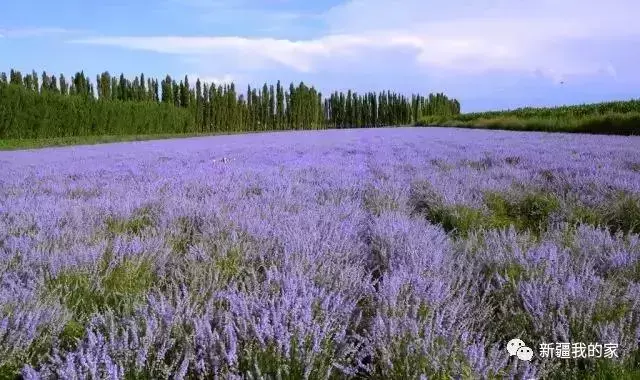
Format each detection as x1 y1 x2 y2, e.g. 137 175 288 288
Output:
1 127 638 378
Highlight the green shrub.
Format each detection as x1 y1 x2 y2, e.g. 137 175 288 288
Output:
416 103 640 136
604 194 640 234
45 257 156 321
427 205 486 237
485 192 560 235
105 207 155 236
569 193 640 234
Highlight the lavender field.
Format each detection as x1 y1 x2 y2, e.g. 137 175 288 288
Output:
1 127 640 379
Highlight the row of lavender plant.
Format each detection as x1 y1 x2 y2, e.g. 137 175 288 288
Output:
1 128 639 379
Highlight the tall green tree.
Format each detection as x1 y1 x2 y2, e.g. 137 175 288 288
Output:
276 81 284 130
161 75 173 104
269 85 275 130
59 74 68 95
0 67 462 139
9 69 23 86
195 78 203 131
139 73 146 101
41 72 51 93
172 80 180 108
261 83 269 130
180 75 190 108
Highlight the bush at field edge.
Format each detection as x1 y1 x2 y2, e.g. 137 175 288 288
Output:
416 112 640 135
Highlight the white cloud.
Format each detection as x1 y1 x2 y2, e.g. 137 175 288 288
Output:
0 27 79 38
161 0 318 35
320 0 640 80
187 73 236 86
71 35 350 73
69 0 640 82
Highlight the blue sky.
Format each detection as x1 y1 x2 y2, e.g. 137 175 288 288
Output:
1 0 638 112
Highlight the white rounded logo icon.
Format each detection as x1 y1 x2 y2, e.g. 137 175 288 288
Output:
517 346 534 361
507 338 526 356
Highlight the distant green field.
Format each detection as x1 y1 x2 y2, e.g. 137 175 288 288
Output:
417 99 640 135
0 133 208 150
0 131 268 151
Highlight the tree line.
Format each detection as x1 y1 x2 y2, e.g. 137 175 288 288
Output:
0 69 461 139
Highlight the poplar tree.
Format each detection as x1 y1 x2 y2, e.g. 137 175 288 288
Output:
195 78 203 131
247 85 253 129
172 81 180 108
202 83 209 131
118 74 127 101
59 74 69 95
10 69 23 86
24 73 34 92
31 70 39 92
41 72 51 93
180 75 190 108
276 81 284 130
140 73 146 101
161 75 173 104
50 75 59 93
0 67 462 139
261 83 269 130
269 85 275 130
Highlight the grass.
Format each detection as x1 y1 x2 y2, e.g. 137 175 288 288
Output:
0 129 278 151
42 252 156 354
0 254 159 378
411 185 561 238
416 112 640 136
411 186 640 239
484 191 561 234
106 211 155 236
3 113 636 151
568 193 640 235
45 257 156 322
